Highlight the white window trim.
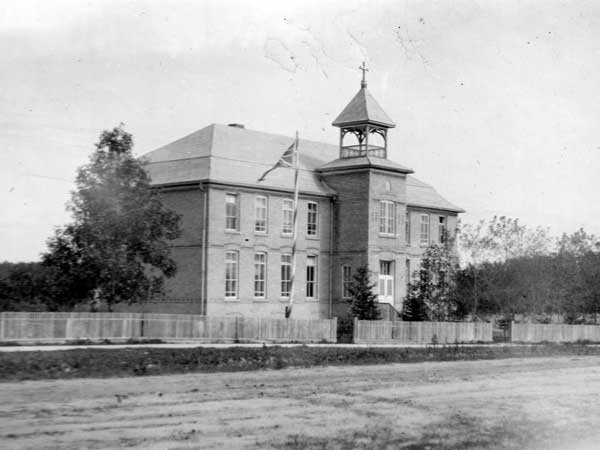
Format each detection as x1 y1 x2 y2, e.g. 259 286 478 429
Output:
306 255 318 300
420 214 430 246
378 260 394 303
224 251 239 301
282 198 294 236
254 195 268 234
379 200 396 236
307 201 319 238
280 253 292 300
253 252 267 299
438 216 447 244
225 193 240 232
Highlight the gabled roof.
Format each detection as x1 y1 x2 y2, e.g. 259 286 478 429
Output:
332 87 395 128
140 124 463 212
317 155 413 174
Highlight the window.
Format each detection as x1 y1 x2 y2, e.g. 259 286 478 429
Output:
224 251 238 298
255 196 268 233
379 201 395 235
379 260 394 303
254 252 266 298
282 199 294 235
405 259 411 290
307 202 318 236
405 211 411 244
281 254 292 298
438 216 447 243
342 265 352 299
420 214 430 245
306 256 317 299
225 194 239 231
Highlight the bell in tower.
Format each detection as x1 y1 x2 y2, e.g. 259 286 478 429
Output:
332 62 395 159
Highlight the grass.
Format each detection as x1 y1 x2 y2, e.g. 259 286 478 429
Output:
2 343 600 382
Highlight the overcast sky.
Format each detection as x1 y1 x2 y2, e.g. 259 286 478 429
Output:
1 0 599 261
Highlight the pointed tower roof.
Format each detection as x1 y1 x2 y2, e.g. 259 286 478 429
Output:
332 64 395 128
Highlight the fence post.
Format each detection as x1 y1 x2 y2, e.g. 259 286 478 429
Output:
353 317 358 344
332 317 338 343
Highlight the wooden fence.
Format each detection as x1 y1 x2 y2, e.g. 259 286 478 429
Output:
353 319 493 344
0 312 337 343
511 322 600 343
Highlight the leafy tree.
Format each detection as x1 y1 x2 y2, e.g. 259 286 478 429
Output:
42 125 181 310
557 228 599 256
347 265 380 320
457 216 552 317
459 216 551 264
0 262 52 311
402 237 460 321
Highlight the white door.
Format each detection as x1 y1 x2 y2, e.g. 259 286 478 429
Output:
379 261 394 304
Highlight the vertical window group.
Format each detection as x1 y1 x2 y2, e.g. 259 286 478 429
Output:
225 251 238 298
281 254 292 298
225 194 239 231
307 202 318 236
254 196 268 233
306 255 317 298
379 201 395 235
420 214 430 245
254 252 266 297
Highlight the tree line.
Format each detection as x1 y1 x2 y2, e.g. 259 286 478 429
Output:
1 126 181 312
401 217 600 323
1 127 599 322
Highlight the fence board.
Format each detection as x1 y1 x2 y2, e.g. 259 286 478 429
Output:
0 312 337 343
510 322 600 343
354 320 493 344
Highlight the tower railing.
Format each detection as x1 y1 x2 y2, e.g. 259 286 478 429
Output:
340 145 386 159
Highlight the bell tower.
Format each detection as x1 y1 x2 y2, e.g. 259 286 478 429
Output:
332 62 396 159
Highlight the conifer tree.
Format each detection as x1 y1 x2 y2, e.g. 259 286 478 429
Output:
347 265 380 320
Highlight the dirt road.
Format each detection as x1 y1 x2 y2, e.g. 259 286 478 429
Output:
2 356 600 450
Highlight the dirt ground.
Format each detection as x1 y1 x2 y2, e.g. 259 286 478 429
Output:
1 356 600 450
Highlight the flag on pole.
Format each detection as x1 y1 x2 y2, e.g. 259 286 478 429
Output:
257 133 300 318
257 139 296 181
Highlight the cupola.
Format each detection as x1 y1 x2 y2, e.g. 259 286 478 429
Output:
332 62 395 159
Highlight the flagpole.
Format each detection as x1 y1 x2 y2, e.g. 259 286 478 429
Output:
286 131 300 319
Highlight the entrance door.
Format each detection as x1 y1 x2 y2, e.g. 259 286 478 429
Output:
379 260 394 304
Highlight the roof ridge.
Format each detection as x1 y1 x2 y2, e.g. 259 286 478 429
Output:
211 123 338 148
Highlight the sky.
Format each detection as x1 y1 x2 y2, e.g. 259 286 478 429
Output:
1 0 599 261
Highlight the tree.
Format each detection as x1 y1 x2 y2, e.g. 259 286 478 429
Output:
402 235 460 321
347 265 380 320
0 262 52 311
459 216 552 265
457 216 552 317
42 125 181 310
557 228 599 256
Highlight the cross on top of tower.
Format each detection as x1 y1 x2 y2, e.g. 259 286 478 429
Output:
359 61 369 88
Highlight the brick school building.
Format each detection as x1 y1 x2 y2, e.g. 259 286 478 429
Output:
125 74 463 319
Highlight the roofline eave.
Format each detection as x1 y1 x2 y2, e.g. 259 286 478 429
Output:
317 164 414 175
331 120 396 128
150 178 335 198
406 202 466 214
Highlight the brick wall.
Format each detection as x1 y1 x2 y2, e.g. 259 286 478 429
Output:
152 187 205 313
205 186 333 319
